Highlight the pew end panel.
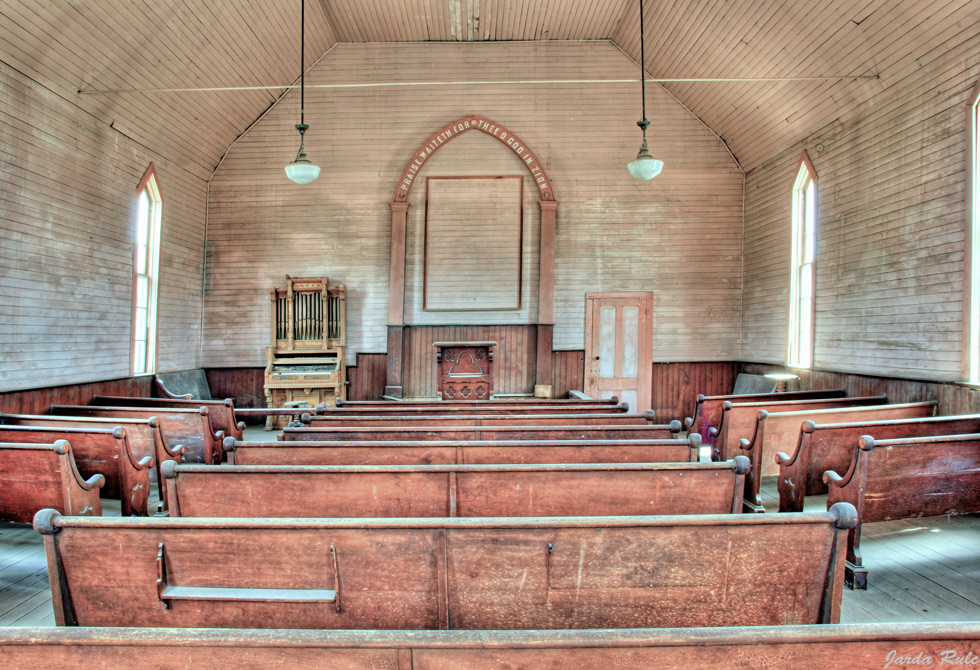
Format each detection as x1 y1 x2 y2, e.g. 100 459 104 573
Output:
0 442 104 524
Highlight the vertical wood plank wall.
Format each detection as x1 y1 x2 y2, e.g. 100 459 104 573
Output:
741 24 980 380
203 41 744 371
0 377 152 416
0 61 205 393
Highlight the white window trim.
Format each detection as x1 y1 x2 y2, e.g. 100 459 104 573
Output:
965 80 980 383
132 165 163 376
788 152 817 368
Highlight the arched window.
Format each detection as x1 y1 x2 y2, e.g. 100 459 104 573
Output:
132 165 163 375
967 81 980 382
789 153 817 368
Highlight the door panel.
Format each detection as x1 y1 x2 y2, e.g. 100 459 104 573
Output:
584 292 653 414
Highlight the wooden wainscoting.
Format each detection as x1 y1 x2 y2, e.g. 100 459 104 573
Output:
402 325 538 398
740 363 980 416
0 377 153 416
651 362 741 424
347 353 388 400
552 350 585 398
204 368 265 408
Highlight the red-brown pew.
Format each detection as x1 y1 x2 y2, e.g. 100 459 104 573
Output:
1 441 103 522
89 395 245 441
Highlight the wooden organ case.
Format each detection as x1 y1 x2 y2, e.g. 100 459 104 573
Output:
264 277 347 428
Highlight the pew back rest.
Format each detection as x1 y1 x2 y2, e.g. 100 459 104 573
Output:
1 441 103 522
34 504 856 630
303 412 659 428
714 396 888 461
280 422 683 442
228 436 701 466
163 457 749 518
154 369 212 400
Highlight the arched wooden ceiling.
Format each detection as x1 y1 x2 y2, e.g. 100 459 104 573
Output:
1 0 976 179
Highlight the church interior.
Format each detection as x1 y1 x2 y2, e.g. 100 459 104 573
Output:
2 0 980 665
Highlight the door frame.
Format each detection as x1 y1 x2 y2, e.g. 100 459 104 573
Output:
584 291 653 413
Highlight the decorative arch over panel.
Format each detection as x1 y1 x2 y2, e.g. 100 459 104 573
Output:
385 116 559 398
392 115 556 203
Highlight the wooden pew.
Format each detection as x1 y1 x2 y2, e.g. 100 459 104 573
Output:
278 421 683 443
34 503 855 629
0 426 152 516
736 401 938 512
162 457 750 518
299 411 661 430
89 395 245 441
336 396 621 408
48 405 221 465
318 402 631 416
4 623 980 670
777 413 980 513
685 388 846 448
712 395 888 463
1 441 103 522
225 435 702 466
0 413 183 511
825 433 980 590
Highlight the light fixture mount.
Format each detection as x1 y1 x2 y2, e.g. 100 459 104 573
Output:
627 0 663 181
285 0 320 185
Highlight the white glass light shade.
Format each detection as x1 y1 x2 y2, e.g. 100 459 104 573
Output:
285 157 320 185
628 142 664 180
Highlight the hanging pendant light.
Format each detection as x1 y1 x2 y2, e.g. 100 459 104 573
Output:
285 0 320 185
627 0 663 180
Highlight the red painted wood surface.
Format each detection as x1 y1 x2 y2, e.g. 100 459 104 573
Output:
345 353 387 400
2 624 979 670
778 414 980 513
0 442 103 522
36 507 854 629
90 396 244 441
163 460 749 518
228 437 701 466
302 412 657 429
278 424 680 442
0 425 151 516
0 377 153 416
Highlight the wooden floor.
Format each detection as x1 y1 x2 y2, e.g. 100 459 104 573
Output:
2 430 979 627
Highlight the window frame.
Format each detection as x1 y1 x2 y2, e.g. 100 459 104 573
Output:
965 80 980 383
788 152 818 369
132 164 163 376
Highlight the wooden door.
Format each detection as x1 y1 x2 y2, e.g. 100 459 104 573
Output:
584 292 653 414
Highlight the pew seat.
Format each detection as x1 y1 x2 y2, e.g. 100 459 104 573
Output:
35 504 856 629
0 426 152 516
318 402 630 416
299 411 661 430
4 623 978 670
224 435 702 466
1 441 103 522
776 413 980 513
162 457 750 518
825 433 980 590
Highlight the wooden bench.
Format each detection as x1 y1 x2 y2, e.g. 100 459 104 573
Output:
89 395 245 441
736 401 938 512
712 395 888 463
0 413 183 512
776 413 980 514
2 623 979 669
299 411 661 430
0 426 152 516
685 389 846 448
162 457 750 518
1 441 103 522
225 435 702 466
34 503 855 629
319 402 631 416
825 433 980 590
336 396 622 408
154 369 213 400
48 405 221 465
278 422 683 443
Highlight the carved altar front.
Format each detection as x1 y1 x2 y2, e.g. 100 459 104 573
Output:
433 341 495 400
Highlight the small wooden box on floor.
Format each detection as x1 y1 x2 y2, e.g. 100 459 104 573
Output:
264 277 347 428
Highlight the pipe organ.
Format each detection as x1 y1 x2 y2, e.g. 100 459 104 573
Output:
264 276 346 428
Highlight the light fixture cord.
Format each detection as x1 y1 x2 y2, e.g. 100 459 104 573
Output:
639 0 648 134
299 0 305 128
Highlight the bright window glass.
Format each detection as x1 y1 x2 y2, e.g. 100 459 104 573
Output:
133 167 162 375
789 158 817 368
